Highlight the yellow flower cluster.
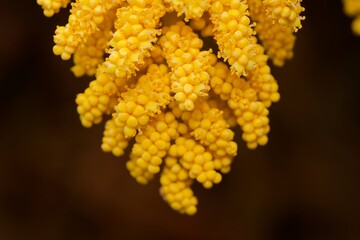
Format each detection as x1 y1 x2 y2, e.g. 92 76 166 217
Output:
262 0 305 32
343 0 360 35
38 0 304 215
37 0 70 17
248 0 296 66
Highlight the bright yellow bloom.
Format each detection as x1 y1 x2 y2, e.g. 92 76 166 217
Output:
39 0 304 215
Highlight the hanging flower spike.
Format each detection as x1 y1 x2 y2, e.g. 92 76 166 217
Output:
263 0 305 32
160 156 198 215
171 98 238 173
53 0 121 60
112 63 171 138
248 61 280 108
101 118 129 157
105 0 166 79
168 136 222 189
71 8 117 77
248 0 296 66
126 111 180 184
207 57 271 149
37 0 71 17
209 0 261 76
159 21 212 111
75 63 141 128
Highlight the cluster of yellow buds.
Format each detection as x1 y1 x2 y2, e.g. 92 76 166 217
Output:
38 0 305 215
343 0 360 35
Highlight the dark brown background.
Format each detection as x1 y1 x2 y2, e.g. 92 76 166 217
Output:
0 0 359 239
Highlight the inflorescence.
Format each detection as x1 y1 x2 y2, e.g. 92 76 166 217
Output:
38 0 305 215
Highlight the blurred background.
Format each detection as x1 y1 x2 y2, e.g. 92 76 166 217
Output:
0 0 359 239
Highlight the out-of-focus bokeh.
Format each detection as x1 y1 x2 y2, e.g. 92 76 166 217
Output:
0 1 359 239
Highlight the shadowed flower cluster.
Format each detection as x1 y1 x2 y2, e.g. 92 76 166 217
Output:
38 0 304 215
